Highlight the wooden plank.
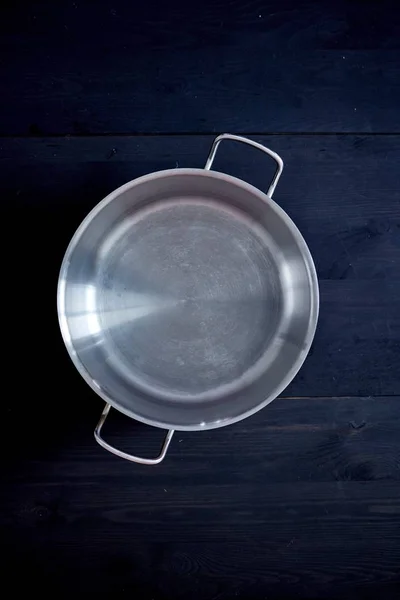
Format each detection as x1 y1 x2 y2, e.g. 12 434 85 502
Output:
3 486 400 593
4 480 400 544
1 0 400 134
4 134 400 280
3 534 400 600
2 540 400 600
4 397 400 597
5 396 400 484
4 134 400 396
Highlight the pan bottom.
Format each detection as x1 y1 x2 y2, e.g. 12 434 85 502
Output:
95 198 285 399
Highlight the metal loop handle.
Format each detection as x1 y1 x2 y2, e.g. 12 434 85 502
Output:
204 133 284 198
94 403 174 465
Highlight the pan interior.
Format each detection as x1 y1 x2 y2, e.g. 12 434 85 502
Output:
59 169 318 430
97 198 283 400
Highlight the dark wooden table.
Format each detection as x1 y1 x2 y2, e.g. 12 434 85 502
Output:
2 1 400 598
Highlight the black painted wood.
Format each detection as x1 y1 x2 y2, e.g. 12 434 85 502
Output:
5 135 400 397
3 536 400 599
5 396 400 484
4 132 400 597
3 398 400 598
1 0 400 134
4 134 400 280
3 3 400 596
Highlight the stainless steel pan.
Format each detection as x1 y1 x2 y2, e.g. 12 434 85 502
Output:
57 134 319 464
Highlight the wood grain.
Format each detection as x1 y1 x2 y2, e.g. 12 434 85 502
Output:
3 396 400 596
3 537 400 599
4 134 400 280
1 0 400 134
4 396 400 485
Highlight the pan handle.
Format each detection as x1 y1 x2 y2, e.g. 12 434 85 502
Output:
94 403 175 465
204 133 284 198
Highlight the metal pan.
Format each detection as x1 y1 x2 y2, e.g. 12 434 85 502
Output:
57 134 319 464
